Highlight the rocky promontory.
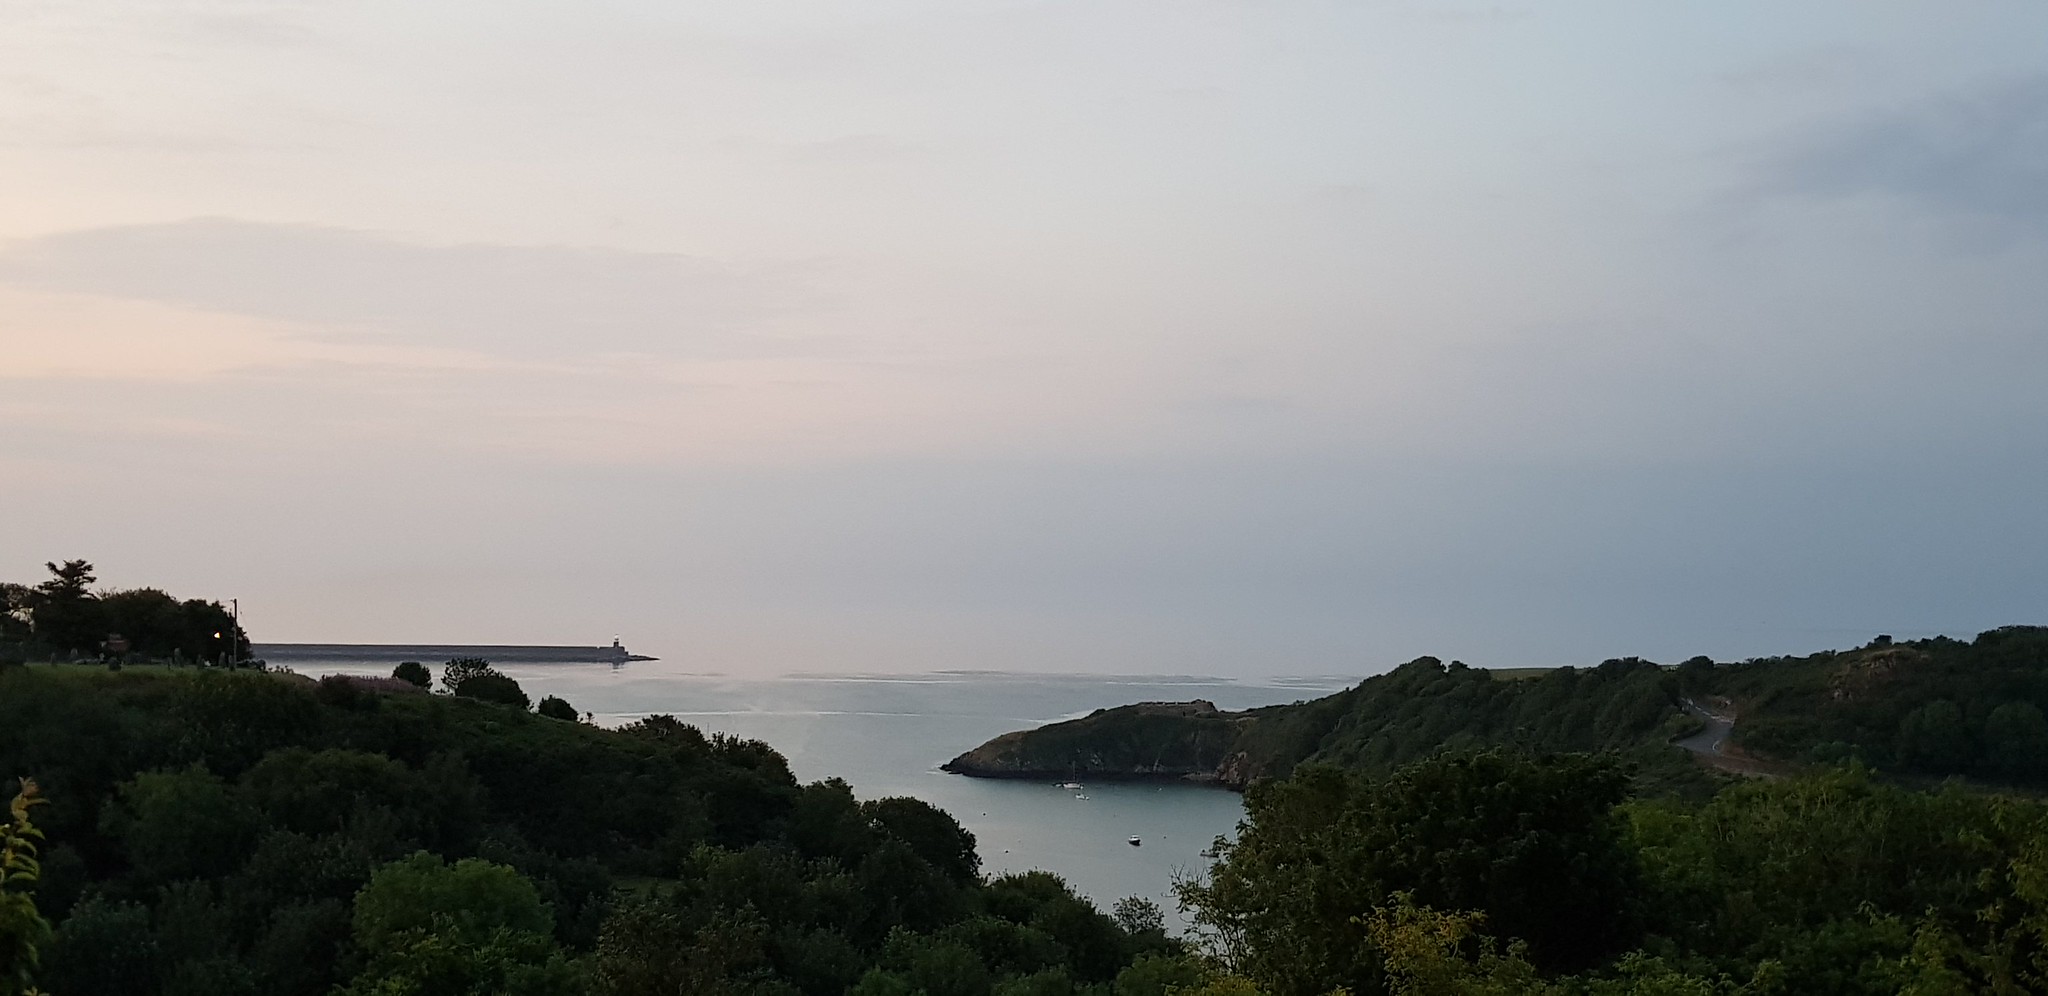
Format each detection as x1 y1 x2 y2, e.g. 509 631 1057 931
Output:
943 656 1701 791
944 632 2048 797
940 699 1263 786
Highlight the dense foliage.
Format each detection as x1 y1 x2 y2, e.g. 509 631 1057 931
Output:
1180 753 1641 990
1694 626 2048 783
391 662 431 689
1179 753 2048 995
1 780 50 996
0 561 249 665
0 667 1181 995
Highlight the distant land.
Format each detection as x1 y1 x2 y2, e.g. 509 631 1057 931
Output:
944 626 2048 794
255 641 657 665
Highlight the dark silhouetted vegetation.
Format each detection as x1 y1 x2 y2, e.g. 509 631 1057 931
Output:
441 657 533 709
0 561 249 665
12 619 2048 994
0 665 1185 994
1176 752 2048 995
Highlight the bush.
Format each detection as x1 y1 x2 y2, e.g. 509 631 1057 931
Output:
536 696 578 722
391 662 430 688
440 658 496 693
438 658 529 709
313 675 371 710
452 672 529 710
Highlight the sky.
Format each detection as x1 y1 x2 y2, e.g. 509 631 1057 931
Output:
3 1 2046 675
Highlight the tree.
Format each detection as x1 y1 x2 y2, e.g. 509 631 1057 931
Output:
456 673 531 709
337 923 586 996
1362 895 1549 996
0 586 30 648
442 658 496 693
352 852 553 950
1114 952 1208 996
37 896 157 996
537 696 579 722
393 662 431 688
343 858 584 996
98 588 185 658
28 561 102 657
1180 753 1641 994
442 659 531 709
593 902 779 996
862 797 980 883
34 562 92 602
1897 700 1973 772
1112 897 1165 938
313 675 373 710
1899 822 2048 994
0 779 49 996
101 766 260 883
1983 702 2048 779
171 597 248 664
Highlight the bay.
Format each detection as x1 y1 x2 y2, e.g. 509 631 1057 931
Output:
270 648 1353 928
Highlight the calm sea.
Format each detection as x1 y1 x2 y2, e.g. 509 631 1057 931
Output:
267 647 1353 928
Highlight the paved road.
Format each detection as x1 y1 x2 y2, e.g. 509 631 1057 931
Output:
1675 698 1735 756
1674 698 1784 777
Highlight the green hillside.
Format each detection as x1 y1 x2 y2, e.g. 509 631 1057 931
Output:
946 656 1697 790
947 627 2048 792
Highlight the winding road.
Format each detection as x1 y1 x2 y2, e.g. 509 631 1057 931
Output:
1675 698 1779 777
1675 698 1735 755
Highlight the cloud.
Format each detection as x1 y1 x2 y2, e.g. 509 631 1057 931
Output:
1759 75 2048 238
0 218 839 359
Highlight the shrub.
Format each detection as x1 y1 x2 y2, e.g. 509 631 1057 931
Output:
536 696 578 722
452 672 529 710
440 658 495 694
314 675 371 709
391 661 430 688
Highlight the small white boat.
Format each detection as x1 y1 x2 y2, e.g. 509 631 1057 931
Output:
1127 835 1142 846
1074 794 1090 800
1058 781 1083 790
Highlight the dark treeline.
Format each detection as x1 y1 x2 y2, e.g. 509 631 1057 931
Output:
0 662 1193 996
1 561 249 665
